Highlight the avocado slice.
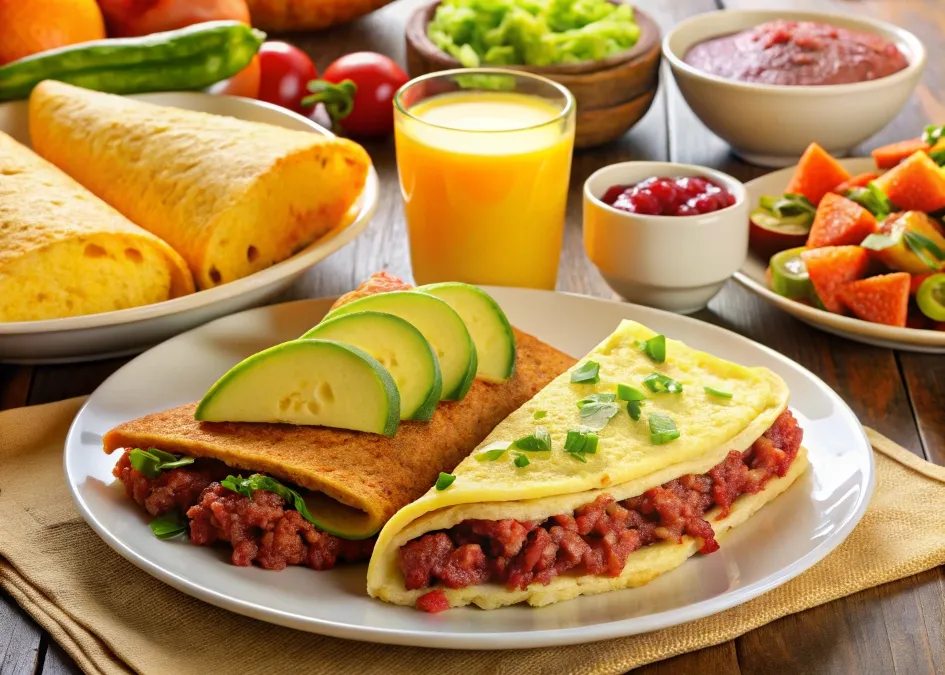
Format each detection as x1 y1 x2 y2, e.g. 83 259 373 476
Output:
418 282 516 383
302 311 443 421
195 339 400 436
325 291 477 401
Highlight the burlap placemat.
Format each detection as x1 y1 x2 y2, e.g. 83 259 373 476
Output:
1 398 943 675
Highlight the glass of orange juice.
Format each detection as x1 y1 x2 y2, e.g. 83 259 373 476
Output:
394 69 576 290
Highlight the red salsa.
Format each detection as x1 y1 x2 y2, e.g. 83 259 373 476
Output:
601 176 736 216
683 20 908 86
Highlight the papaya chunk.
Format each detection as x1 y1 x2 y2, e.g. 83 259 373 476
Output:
801 246 871 313
871 138 930 170
832 172 880 195
838 272 910 327
806 193 878 248
785 142 852 205
872 151 945 213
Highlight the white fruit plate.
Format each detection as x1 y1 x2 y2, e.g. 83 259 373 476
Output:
0 93 379 364
735 157 945 353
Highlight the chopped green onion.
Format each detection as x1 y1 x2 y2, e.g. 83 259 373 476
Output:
704 386 733 399
435 472 456 491
627 399 643 421
514 425 552 451
642 373 683 394
617 384 647 401
570 360 600 384
148 511 188 539
563 429 598 462
564 430 587 453
639 334 666 363
533 410 547 420
513 453 530 468
582 433 599 454
648 413 680 445
475 441 509 462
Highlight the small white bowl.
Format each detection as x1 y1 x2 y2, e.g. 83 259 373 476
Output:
663 10 926 167
583 162 748 314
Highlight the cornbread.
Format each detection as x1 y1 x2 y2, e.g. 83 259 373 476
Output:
29 80 371 289
0 131 194 323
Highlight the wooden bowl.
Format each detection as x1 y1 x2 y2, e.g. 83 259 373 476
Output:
404 1 662 148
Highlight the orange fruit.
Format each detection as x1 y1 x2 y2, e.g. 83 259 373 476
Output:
0 0 106 66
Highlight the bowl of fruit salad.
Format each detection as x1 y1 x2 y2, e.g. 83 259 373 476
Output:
584 161 748 313
734 129 945 352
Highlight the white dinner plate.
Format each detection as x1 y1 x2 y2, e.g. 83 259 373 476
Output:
64 288 873 649
0 93 379 364
734 158 945 353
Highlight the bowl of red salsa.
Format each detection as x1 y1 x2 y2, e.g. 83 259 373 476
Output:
584 162 748 314
662 10 925 167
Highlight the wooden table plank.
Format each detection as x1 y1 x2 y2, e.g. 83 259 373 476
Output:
899 353 945 466
0 599 40 675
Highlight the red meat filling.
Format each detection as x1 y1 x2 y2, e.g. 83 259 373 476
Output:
112 450 375 570
400 410 802 606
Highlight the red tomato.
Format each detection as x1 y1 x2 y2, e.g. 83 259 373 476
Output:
257 42 318 115
316 52 409 138
207 55 260 99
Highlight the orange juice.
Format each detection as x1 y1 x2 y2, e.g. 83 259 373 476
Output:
395 91 574 289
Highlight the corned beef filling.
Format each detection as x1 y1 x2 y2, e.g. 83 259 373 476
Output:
113 450 375 570
402 410 802 611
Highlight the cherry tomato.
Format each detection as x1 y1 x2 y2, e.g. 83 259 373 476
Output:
308 52 409 138
257 42 318 115
207 55 261 99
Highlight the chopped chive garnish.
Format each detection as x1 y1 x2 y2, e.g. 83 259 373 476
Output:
639 334 666 363
570 360 600 384
475 441 510 462
533 410 547 420
642 372 683 394
148 510 188 539
514 425 552 451
617 384 647 401
582 433 599 454
564 430 587 452
513 453 530 468
704 386 733 399
435 472 456 490
648 413 680 445
564 429 598 462
627 399 643 421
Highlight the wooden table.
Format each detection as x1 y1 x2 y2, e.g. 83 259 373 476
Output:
2 0 944 672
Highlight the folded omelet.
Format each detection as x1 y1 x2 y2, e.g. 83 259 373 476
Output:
28 80 371 290
367 320 809 611
0 131 194 322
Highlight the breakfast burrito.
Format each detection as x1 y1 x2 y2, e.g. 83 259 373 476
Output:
366 321 809 612
0 131 194 322
103 274 574 572
29 80 371 290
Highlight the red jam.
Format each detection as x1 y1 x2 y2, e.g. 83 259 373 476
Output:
601 176 737 217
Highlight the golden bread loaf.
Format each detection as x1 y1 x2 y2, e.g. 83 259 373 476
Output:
0 131 194 323
29 81 371 290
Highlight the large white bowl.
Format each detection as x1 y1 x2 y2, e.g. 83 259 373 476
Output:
0 92 379 364
663 10 926 167
584 162 748 313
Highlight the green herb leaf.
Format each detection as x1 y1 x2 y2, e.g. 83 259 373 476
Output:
435 472 456 491
704 386 733 399
648 413 680 445
639 334 666 363
760 193 817 218
578 401 620 431
533 410 547 420
513 453 530 468
576 392 616 408
570 360 601 384
922 124 945 146
129 448 194 479
475 441 510 462
564 430 587 453
930 148 945 167
617 383 647 401
158 458 197 470
221 474 323 528
642 373 683 394
904 230 945 270
845 183 894 219
582 433 599 454
626 399 643 421
514 425 552 451
149 511 188 540
563 429 599 462
146 448 179 463
860 232 898 251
